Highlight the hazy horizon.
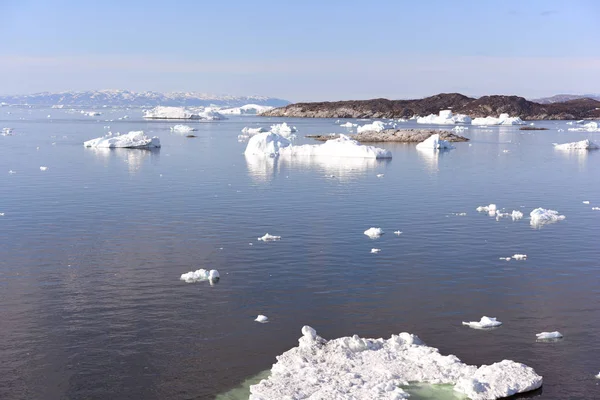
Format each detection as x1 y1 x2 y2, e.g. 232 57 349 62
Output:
1 0 599 102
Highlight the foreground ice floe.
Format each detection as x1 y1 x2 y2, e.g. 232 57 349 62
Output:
255 315 269 323
554 139 600 150
170 124 197 133
567 121 600 132
462 316 503 329
143 106 225 120
530 208 565 227
258 233 281 241
536 331 563 341
245 132 392 159
364 227 384 239
180 269 220 283
415 133 455 149
249 326 542 400
417 110 471 125
471 113 524 126
84 131 161 148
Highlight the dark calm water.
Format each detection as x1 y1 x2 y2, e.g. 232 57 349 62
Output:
1 107 599 400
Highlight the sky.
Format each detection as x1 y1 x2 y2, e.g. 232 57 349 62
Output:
1 0 599 101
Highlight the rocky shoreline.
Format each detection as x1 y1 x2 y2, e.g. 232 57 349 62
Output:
306 129 469 143
261 93 600 120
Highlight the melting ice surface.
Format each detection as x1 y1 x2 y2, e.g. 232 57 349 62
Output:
249 326 542 400
180 269 219 283
536 331 563 341
364 227 384 239
83 131 161 149
462 316 503 329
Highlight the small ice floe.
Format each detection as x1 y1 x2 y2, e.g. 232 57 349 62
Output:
476 204 497 216
583 201 590 204
255 315 269 323
536 331 563 341
595 372 600 379
593 207 600 211
84 131 161 148
417 110 471 125
364 227 384 239
340 122 357 128
452 125 469 132
39 166 48 171
554 139 600 150
394 230 402 235
258 233 281 241
499 257 512 261
370 248 381 254
512 254 527 260
250 326 542 400
8 170 16 174
0 212 4 216
180 269 220 284
462 316 502 329
144 106 225 120
357 120 386 133
502 149 510 153
471 113 524 126
511 210 524 220
530 208 565 227
2 127 13 136
241 126 267 135
376 173 384 178
170 124 197 133
416 133 455 149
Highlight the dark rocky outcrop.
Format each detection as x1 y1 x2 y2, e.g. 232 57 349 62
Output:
306 129 469 143
261 93 600 120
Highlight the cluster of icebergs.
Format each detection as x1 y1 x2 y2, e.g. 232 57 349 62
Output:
244 132 392 159
415 110 525 126
239 123 297 141
216 104 274 115
471 113 525 126
143 106 225 120
476 204 563 227
83 131 161 149
566 121 600 132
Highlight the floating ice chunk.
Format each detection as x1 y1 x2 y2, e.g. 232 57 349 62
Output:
170 124 197 133
269 122 297 137
8 170 16 174
218 104 274 115
499 257 512 261
462 316 502 329
340 122 358 128
244 132 292 157
452 212 467 216
180 268 220 283
364 227 384 239
567 121 600 132
595 372 600 379
511 210 524 220
0 212 4 216
249 326 542 400
416 134 455 149
87 111 101 117
143 106 225 120
417 110 471 125
536 331 563 340
554 139 600 150
471 113 525 126
84 131 161 149
371 248 381 253
593 207 600 211
255 315 269 323
258 233 281 241
2 127 13 136
476 204 497 216
39 166 48 171
452 125 469 132
583 201 590 204
394 230 402 235
512 254 527 260
357 120 387 133
530 208 565 227
376 173 384 178
241 126 267 135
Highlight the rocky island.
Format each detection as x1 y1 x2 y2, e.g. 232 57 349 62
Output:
306 129 468 143
261 93 600 120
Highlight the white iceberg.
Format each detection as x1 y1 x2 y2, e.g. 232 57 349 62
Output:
536 331 563 340
462 316 503 329
530 208 565 227
394 230 402 235
180 268 219 283
471 113 525 126
255 315 269 323
245 132 391 159
417 110 471 125
595 372 600 379
511 210 524 220
583 201 590 204
554 139 600 150
269 122 297 137
567 121 600 132
340 122 358 128
357 120 387 133
2 127 14 136
218 104 274 115
258 233 281 241
364 227 384 239
241 126 267 135
512 254 527 260
415 133 455 149
370 248 381 253
84 131 161 149
170 124 197 133
143 106 225 120
249 326 542 400
39 166 48 171
476 204 498 216
376 173 384 178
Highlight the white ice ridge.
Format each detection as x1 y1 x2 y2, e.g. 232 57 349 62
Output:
217 104 274 115
530 208 565 227
84 131 161 148
471 113 525 126
536 331 563 340
170 124 197 133
462 316 503 329
364 227 384 239
415 133 455 149
417 110 472 125
241 126 267 135
567 121 600 132
554 139 600 150
143 106 225 120
180 269 219 283
255 315 269 323
258 233 281 241
476 204 497 215
244 132 392 159
269 122 297 137
249 326 542 400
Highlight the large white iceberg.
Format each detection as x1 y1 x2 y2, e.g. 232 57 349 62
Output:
471 113 525 126
245 132 392 159
143 106 225 120
567 121 600 132
417 110 471 125
554 139 600 150
83 131 161 148
462 316 502 329
249 326 542 400
415 133 455 149
218 104 274 115
530 208 565 227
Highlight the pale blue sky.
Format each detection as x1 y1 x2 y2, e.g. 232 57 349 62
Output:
1 0 599 101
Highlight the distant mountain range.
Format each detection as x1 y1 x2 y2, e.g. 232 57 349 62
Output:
262 93 600 120
0 90 290 108
531 94 600 104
